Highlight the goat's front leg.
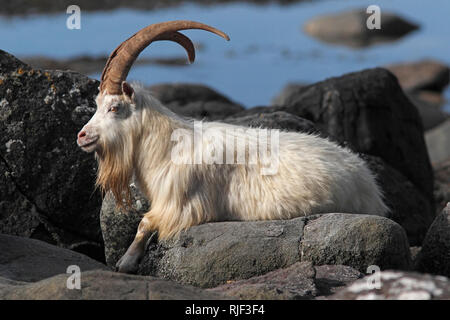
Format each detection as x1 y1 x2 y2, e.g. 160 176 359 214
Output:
116 214 155 274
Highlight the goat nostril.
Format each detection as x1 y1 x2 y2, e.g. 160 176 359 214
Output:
78 131 86 139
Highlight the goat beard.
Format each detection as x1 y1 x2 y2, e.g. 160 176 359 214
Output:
95 141 134 209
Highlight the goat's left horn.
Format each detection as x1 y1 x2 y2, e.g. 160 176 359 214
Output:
99 20 230 95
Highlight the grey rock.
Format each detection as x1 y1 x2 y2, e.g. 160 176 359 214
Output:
386 60 450 92
271 83 309 106
329 270 450 300
148 83 244 120
314 264 364 298
406 91 448 131
139 218 307 288
304 9 419 48
0 270 224 300
426 119 450 164
208 262 363 300
0 234 107 282
433 159 450 215
224 111 317 133
0 50 104 259
300 213 412 272
100 186 150 267
416 203 450 277
208 261 318 299
362 155 434 245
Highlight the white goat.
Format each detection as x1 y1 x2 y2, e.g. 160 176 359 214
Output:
77 21 389 273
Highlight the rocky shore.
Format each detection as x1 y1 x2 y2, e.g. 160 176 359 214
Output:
0 48 449 299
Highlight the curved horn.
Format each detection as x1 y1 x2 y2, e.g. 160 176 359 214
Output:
99 20 230 95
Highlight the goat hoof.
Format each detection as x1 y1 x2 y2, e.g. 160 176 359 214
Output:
115 254 140 274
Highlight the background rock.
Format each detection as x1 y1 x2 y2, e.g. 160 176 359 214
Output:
0 234 107 282
362 155 433 245
224 111 317 133
425 119 450 164
0 50 104 260
416 203 450 277
148 83 244 120
433 159 450 214
386 60 450 92
0 270 224 300
329 270 450 300
300 213 412 272
303 9 419 48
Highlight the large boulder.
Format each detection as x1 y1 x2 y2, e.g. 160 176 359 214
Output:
303 9 419 48
0 234 107 282
329 270 450 300
416 203 450 277
0 270 223 300
0 50 103 260
148 83 244 120
101 190 412 288
268 68 433 204
300 213 412 272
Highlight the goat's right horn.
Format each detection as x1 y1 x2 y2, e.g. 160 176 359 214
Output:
99 20 230 95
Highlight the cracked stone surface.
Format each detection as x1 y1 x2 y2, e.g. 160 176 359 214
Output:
0 50 104 260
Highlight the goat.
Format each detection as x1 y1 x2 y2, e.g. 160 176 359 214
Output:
77 21 389 273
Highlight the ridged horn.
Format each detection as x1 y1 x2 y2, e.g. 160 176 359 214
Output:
99 20 230 95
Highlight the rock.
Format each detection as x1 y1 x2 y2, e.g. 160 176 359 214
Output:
102 189 413 288
433 159 450 214
314 265 364 298
139 217 307 288
267 68 434 212
208 261 318 299
386 60 450 92
224 111 317 133
0 270 224 300
405 91 448 131
362 155 433 245
208 262 363 300
148 83 244 120
329 270 450 300
100 185 150 267
425 119 450 164
303 9 419 48
0 50 104 259
416 203 450 277
0 234 107 282
300 213 412 272
271 83 309 106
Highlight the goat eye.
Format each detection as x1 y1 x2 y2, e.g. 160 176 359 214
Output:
108 106 119 113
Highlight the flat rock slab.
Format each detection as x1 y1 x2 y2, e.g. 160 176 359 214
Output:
0 234 107 282
330 270 450 300
0 270 224 300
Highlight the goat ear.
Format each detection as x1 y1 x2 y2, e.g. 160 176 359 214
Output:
121 81 134 99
